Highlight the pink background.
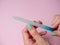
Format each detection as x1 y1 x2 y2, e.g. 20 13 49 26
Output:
0 0 60 45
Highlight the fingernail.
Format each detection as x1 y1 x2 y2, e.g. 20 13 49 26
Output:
51 32 57 36
27 24 32 30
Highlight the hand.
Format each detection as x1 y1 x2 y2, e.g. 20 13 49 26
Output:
22 21 50 45
51 15 60 37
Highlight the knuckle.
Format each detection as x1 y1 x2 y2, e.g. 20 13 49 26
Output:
31 30 38 36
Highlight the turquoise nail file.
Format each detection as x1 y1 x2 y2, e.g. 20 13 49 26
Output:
13 16 55 32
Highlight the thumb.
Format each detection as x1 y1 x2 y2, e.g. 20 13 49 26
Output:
51 15 60 29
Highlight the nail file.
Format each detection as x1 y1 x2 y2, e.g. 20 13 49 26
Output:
13 16 55 32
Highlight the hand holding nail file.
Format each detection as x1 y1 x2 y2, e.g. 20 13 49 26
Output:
13 16 55 32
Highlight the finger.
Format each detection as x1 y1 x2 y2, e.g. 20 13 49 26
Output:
52 30 60 37
22 27 36 45
33 20 43 29
22 27 30 42
27 24 40 40
34 21 47 36
51 15 60 29
33 20 43 24
38 20 43 24
27 24 49 45
39 31 47 36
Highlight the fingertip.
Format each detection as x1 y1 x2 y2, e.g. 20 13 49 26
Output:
38 20 43 24
22 27 29 37
51 30 60 36
22 27 30 40
22 27 28 32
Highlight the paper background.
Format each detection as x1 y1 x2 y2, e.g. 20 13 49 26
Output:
0 0 60 45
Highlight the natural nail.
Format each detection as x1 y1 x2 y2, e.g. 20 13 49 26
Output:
27 24 32 30
52 33 57 36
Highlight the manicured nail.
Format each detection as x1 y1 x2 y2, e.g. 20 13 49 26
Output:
27 24 32 30
51 33 57 36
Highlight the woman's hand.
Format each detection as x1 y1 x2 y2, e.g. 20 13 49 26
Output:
51 15 60 37
22 21 50 45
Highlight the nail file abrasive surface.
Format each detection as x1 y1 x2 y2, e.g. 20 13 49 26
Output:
13 16 55 32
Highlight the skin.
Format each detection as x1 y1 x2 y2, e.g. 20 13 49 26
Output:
22 21 50 45
51 15 60 37
22 15 60 45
